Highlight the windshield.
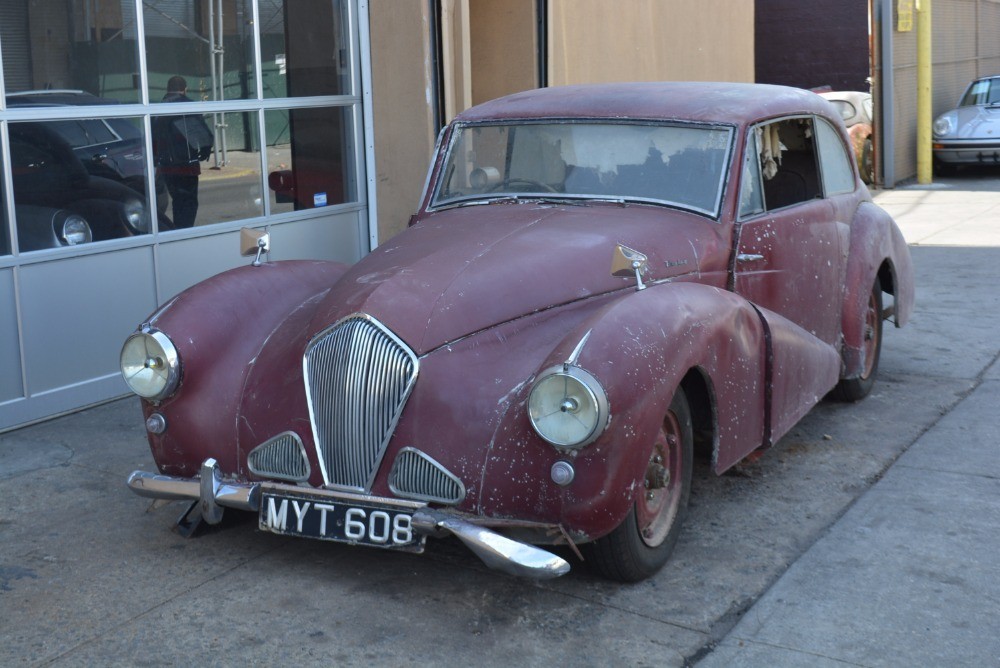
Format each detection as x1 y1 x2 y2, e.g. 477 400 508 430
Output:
432 121 733 217
960 78 1000 106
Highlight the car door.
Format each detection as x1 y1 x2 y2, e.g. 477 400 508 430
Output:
732 116 849 345
731 115 853 443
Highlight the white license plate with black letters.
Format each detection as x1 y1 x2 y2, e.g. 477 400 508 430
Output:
259 489 425 552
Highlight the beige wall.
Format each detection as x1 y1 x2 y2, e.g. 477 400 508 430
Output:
469 0 539 105
887 0 1000 180
548 0 755 85
368 0 755 245
369 2 439 243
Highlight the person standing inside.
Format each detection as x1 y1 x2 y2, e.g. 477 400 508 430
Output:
153 76 213 228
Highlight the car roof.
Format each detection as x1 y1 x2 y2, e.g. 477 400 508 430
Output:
454 81 834 125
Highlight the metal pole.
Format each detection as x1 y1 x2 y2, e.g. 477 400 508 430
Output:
916 0 932 184
880 0 896 187
216 0 228 166
208 0 221 167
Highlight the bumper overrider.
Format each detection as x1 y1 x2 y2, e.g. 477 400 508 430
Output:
126 458 571 579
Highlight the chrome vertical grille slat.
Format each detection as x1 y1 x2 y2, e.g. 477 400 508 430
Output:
304 315 419 491
389 448 466 505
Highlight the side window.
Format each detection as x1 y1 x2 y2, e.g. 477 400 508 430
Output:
815 118 856 195
738 129 764 218
756 118 823 211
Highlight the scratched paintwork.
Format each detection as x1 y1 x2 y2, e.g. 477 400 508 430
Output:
131 82 914 548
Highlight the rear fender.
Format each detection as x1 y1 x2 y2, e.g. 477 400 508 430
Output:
841 202 914 377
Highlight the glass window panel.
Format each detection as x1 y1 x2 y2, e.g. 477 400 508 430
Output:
153 110 263 228
265 107 357 213
10 117 154 252
144 0 257 102
816 119 856 196
259 0 351 98
739 130 764 218
2 1 140 102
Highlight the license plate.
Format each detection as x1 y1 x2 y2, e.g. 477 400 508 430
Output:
259 489 425 552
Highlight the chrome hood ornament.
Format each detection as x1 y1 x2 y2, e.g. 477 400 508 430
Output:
611 243 649 291
240 227 270 267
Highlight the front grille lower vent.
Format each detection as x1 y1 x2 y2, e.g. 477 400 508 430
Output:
389 448 466 505
247 432 310 482
304 315 419 490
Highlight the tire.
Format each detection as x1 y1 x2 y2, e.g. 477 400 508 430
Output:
860 137 874 185
832 277 883 402
586 388 694 582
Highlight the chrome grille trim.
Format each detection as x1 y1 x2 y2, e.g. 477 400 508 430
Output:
303 314 419 491
389 447 466 505
247 432 310 482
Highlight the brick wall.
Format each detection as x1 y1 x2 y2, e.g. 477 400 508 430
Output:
755 0 871 91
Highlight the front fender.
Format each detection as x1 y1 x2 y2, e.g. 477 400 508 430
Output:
137 260 349 476
841 202 914 377
480 282 767 541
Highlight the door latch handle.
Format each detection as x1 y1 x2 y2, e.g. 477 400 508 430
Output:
736 253 765 262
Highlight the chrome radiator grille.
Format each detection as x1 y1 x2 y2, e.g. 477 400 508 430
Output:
247 432 310 482
304 315 419 490
389 448 466 505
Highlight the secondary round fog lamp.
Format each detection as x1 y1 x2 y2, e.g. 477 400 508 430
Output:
120 329 180 400
528 365 609 449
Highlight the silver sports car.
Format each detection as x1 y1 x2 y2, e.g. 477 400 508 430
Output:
933 76 1000 172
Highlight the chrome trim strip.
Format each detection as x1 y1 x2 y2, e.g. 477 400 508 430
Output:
302 314 419 492
388 447 466 505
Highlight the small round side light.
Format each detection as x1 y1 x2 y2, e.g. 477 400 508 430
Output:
551 460 576 486
145 412 167 435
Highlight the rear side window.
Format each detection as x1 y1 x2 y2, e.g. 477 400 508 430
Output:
815 118 855 195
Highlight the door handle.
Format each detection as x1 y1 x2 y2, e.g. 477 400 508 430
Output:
736 253 764 262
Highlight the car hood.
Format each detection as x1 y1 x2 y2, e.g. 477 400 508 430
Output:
307 201 728 354
951 105 1000 139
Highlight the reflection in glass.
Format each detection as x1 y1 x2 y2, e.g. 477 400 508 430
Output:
0 164 8 255
1 1 140 102
144 0 257 102
265 107 356 214
259 0 351 98
153 110 263 228
10 118 155 252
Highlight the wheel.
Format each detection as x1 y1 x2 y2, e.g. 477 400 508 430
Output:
585 388 693 582
832 277 883 402
860 137 874 185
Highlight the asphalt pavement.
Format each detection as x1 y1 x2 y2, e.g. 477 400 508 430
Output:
698 170 1000 666
1 169 999 667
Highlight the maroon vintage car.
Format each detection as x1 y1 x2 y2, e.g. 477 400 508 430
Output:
121 82 914 582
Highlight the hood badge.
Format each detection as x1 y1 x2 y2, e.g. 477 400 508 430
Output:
611 243 649 291
240 227 271 267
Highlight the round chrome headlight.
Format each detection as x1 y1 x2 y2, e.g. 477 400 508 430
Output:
123 198 148 233
120 329 180 400
933 113 955 138
60 214 92 246
528 365 609 449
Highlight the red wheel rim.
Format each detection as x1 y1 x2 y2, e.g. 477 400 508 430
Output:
860 290 879 380
636 411 684 547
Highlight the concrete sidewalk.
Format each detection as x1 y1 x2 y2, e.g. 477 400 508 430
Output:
697 176 1000 667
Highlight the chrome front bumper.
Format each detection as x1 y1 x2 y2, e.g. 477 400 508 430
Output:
127 458 570 579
